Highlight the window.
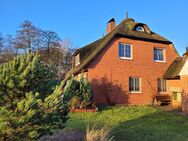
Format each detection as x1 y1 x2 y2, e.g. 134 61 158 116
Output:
129 77 141 93
75 53 80 66
154 48 165 62
135 26 145 32
118 43 132 59
158 78 167 92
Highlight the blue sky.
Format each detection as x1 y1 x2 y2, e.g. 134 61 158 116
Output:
0 0 188 55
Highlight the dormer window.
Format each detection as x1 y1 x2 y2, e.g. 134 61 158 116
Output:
75 53 80 66
135 26 145 32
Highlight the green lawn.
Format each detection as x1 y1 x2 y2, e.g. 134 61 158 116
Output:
65 106 188 141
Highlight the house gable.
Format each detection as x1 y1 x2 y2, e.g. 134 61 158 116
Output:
62 17 179 85
179 57 188 75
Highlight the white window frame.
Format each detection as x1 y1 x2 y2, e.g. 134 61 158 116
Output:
75 53 80 66
158 78 167 93
129 77 142 93
118 43 133 60
136 26 145 32
154 48 166 63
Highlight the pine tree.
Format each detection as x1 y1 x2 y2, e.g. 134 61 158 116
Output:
64 76 93 109
0 53 68 140
79 76 92 102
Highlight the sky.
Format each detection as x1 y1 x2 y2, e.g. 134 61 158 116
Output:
0 0 188 55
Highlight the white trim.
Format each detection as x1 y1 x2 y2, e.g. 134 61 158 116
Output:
119 57 133 60
130 91 142 94
129 77 142 94
135 26 145 32
154 60 166 63
75 62 80 66
75 53 80 66
118 43 133 60
154 48 166 63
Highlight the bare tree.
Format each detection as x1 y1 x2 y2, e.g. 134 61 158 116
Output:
0 35 16 64
15 20 38 53
0 33 4 52
39 40 74 79
1 20 74 78
41 31 61 50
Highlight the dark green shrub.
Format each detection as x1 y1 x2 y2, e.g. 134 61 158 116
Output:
69 96 81 109
64 76 93 109
79 76 92 102
0 53 68 140
63 76 80 102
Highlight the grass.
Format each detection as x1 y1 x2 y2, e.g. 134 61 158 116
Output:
65 106 188 141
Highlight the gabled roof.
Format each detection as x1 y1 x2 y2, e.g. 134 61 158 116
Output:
73 38 103 63
163 57 185 79
74 18 172 63
163 50 188 79
62 18 173 84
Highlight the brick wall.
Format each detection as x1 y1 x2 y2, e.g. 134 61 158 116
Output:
86 37 178 105
181 76 188 94
167 79 181 107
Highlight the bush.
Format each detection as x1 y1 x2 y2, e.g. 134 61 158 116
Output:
86 125 113 141
69 96 81 109
63 77 80 102
64 76 94 109
0 53 68 140
39 124 113 141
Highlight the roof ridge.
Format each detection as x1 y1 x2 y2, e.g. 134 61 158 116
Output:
63 18 174 84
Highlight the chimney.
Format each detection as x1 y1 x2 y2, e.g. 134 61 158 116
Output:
106 18 116 34
183 46 188 57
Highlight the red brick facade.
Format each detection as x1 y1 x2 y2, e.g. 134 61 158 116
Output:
86 37 178 105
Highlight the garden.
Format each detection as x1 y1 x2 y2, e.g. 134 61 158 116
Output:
65 106 188 141
1 53 188 141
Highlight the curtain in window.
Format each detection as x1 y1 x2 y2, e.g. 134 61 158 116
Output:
158 78 167 92
119 44 125 57
129 77 140 92
154 49 164 61
125 45 131 58
129 77 134 91
135 78 140 91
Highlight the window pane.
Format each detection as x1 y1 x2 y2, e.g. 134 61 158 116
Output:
154 48 164 61
125 45 131 58
159 50 164 60
158 79 161 92
158 78 167 92
119 44 125 57
163 79 167 92
129 77 140 92
135 78 140 91
129 77 133 91
136 26 144 32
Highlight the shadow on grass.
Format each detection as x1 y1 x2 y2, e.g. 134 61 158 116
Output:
112 110 188 141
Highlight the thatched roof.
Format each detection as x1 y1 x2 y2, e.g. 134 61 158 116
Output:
63 18 173 84
74 18 172 63
163 57 185 79
183 51 188 56
163 50 188 79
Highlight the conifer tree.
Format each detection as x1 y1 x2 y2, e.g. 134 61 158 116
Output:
0 53 67 140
